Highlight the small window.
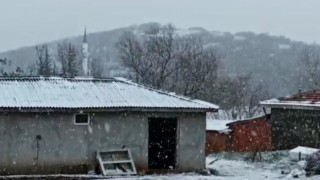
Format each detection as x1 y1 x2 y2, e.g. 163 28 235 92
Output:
74 113 90 125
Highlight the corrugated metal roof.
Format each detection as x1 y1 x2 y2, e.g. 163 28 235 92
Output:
0 77 218 111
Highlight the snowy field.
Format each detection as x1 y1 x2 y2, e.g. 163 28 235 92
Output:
2 152 320 179
110 151 320 180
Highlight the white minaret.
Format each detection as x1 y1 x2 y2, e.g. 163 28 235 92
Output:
82 28 91 76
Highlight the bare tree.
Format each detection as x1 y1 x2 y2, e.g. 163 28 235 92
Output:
57 42 82 77
23 63 37 76
117 24 220 95
174 37 219 98
91 58 103 77
298 45 320 90
35 44 54 76
67 43 81 77
35 44 53 76
0 58 7 75
212 73 269 119
247 83 270 118
57 43 68 76
116 23 269 120
117 24 177 89
230 74 252 119
8 66 24 76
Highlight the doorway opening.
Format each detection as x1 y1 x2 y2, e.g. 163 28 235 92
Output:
148 118 177 169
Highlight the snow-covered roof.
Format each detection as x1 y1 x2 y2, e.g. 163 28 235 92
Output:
206 114 268 133
260 90 320 110
206 119 233 133
289 146 319 156
0 77 219 111
226 114 269 126
290 146 318 154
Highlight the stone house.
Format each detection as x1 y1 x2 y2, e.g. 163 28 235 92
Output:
260 90 320 150
0 76 218 175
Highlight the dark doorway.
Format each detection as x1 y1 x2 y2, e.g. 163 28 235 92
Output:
148 118 177 169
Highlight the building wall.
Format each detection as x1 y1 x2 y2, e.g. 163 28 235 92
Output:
205 117 272 154
0 111 206 175
271 108 320 150
205 131 228 154
229 118 272 152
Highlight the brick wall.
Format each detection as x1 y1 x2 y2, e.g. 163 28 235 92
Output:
205 131 229 154
206 116 272 154
229 118 272 152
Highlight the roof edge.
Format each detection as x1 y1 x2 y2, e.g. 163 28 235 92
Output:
226 114 270 126
0 107 218 113
114 77 219 110
0 76 115 81
260 102 320 110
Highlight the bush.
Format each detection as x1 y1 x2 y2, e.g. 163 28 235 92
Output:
305 150 320 176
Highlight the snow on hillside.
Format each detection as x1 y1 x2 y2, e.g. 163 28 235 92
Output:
0 23 312 97
204 42 220 49
176 29 202 36
279 44 291 50
233 35 246 41
211 31 226 37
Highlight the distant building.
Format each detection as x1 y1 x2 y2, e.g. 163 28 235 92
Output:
82 28 91 76
0 76 218 175
261 90 320 150
206 119 232 154
206 115 272 154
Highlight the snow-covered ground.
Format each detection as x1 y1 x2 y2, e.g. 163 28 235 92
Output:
109 151 320 180
3 152 320 179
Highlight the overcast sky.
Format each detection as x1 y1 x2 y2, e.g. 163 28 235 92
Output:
0 0 319 52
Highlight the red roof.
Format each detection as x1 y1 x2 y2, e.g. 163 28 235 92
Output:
260 89 320 109
279 90 320 103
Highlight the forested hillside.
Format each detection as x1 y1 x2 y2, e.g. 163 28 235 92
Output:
0 23 316 119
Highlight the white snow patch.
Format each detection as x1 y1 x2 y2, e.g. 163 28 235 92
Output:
211 31 226 37
289 146 319 160
260 98 280 104
104 123 110 133
207 158 282 179
233 35 246 41
132 29 144 36
206 119 233 132
193 99 219 109
204 43 219 48
88 125 93 134
176 28 201 36
279 44 291 50
251 130 257 136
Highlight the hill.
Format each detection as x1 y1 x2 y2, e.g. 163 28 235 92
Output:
0 23 312 97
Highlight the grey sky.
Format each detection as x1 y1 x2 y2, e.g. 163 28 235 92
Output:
0 0 319 52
